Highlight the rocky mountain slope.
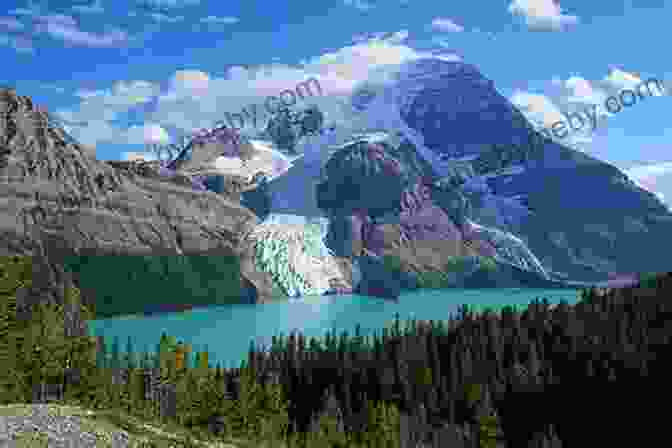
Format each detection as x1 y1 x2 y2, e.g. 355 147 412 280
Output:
339 57 671 283
0 87 272 310
314 133 561 296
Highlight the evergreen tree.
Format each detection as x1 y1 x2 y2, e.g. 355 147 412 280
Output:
0 256 31 403
306 387 349 447
198 346 209 371
62 331 100 407
258 374 291 442
361 399 400 448
175 370 196 426
110 335 121 370
125 336 136 370
227 365 268 439
194 352 201 373
119 366 135 414
175 341 186 371
154 342 162 370
199 367 234 436
22 302 71 394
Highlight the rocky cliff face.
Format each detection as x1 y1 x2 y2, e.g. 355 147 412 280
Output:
346 57 672 283
316 134 525 298
0 87 267 309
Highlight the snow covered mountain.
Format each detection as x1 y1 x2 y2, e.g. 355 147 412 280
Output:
334 57 672 283
161 56 670 294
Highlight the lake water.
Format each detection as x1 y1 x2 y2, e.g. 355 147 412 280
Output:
87 288 581 369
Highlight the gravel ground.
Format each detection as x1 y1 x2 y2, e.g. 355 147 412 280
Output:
0 404 241 448
0 404 132 447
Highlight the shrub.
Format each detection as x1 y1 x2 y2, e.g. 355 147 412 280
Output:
381 254 405 276
477 256 498 273
415 270 452 289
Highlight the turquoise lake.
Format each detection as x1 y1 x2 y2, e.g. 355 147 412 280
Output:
87 288 581 369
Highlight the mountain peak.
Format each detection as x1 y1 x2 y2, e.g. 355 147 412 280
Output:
0 87 119 198
0 88 259 258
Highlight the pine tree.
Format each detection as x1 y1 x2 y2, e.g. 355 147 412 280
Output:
174 370 194 426
62 332 100 407
362 399 401 448
119 366 135 414
175 341 185 371
228 364 266 439
0 256 31 404
259 374 290 442
199 367 234 435
21 301 70 396
125 336 136 370
194 352 202 374
183 342 193 370
307 387 349 447
81 362 113 410
198 349 209 371
154 342 162 370
110 335 121 370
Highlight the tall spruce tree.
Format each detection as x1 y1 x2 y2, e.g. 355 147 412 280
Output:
0 256 32 403
22 301 71 395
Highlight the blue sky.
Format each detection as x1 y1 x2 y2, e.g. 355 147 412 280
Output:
2 0 672 204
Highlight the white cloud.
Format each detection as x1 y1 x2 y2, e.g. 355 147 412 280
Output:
384 30 409 44
624 161 672 207
626 161 672 179
200 15 239 24
508 0 579 31
509 68 670 152
343 0 374 11
143 33 458 137
0 16 25 31
123 123 171 145
509 87 605 150
73 80 159 108
303 35 440 92
62 33 455 150
159 70 211 101
602 68 668 96
71 0 105 14
54 80 161 148
35 14 78 27
65 120 121 147
431 17 464 33
33 14 129 47
562 75 613 117
510 90 567 129
149 12 184 23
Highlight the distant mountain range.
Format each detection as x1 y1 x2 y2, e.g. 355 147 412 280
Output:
3 53 667 307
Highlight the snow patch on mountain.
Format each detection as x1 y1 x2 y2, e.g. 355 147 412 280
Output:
465 219 549 279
